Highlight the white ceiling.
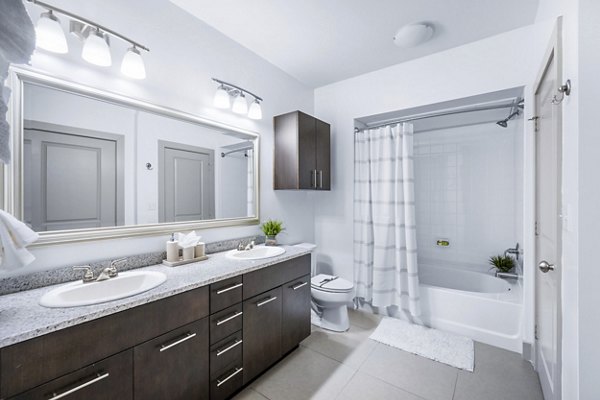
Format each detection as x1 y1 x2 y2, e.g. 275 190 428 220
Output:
170 0 540 88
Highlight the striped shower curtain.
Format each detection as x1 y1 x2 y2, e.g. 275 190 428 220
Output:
353 123 421 318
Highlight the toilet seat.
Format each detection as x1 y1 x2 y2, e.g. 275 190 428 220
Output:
311 274 353 293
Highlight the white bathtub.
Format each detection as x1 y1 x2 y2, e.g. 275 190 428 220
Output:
417 264 522 352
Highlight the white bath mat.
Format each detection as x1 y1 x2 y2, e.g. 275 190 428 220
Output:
369 317 474 371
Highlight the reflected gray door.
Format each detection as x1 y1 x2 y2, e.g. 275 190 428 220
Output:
159 142 215 223
24 129 119 231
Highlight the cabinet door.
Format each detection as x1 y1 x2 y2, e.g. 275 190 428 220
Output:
243 287 282 384
11 350 132 400
134 318 209 400
282 274 312 354
298 111 317 189
315 118 331 190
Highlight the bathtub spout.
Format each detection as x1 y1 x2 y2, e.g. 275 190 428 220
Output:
496 271 520 280
504 243 520 260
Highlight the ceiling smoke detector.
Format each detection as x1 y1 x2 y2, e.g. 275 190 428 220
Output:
393 23 435 48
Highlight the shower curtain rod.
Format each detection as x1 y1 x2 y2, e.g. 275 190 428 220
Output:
221 147 252 158
355 99 522 132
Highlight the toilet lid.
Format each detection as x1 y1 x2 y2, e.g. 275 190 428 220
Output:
311 274 353 293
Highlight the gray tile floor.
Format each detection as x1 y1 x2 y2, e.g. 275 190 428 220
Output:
234 309 543 400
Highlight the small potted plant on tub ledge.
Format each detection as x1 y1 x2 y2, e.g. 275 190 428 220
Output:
261 219 284 246
488 254 518 279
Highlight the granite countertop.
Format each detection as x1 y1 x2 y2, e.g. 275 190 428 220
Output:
0 245 311 348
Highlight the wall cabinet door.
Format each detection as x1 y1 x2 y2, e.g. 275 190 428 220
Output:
10 350 132 400
281 274 312 354
315 118 331 190
133 318 209 400
243 287 282 384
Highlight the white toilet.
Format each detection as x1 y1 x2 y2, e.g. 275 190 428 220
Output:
294 243 354 332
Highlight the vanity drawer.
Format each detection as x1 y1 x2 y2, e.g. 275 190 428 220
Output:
0 286 209 399
243 254 310 299
210 303 243 345
210 365 244 400
10 349 133 400
210 276 243 314
210 331 243 380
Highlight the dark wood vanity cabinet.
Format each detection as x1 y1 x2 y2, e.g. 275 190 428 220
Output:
0 254 311 400
274 110 331 190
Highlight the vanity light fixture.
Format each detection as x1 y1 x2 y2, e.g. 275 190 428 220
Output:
35 10 68 54
28 0 149 78
212 78 263 120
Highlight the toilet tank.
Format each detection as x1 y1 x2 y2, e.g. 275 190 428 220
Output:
293 243 317 276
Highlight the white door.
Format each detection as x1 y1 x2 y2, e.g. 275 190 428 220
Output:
158 142 215 223
534 24 563 400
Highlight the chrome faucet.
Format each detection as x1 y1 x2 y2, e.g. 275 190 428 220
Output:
96 257 127 281
504 243 520 261
73 266 95 283
237 239 255 251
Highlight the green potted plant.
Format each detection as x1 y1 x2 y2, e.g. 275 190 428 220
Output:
260 219 284 246
488 255 515 274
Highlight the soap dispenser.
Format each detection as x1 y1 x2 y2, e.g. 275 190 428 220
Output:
166 233 179 262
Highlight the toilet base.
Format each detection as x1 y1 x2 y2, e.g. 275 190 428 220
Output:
311 306 350 332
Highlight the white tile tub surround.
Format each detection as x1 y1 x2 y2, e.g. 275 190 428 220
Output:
413 119 524 269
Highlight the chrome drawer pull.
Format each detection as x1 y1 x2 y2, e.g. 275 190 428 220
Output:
216 339 243 357
216 311 243 326
216 282 243 295
159 332 197 352
291 282 308 291
256 296 277 307
216 367 243 387
48 372 109 400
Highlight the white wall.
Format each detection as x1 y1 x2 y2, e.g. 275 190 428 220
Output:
414 120 523 268
8 0 315 275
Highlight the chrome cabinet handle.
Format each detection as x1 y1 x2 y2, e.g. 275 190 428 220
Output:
256 296 277 307
313 170 318 188
159 332 197 352
216 367 243 387
291 282 308 291
216 339 243 357
538 260 555 273
319 170 323 189
216 282 243 295
48 372 109 400
216 311 243 326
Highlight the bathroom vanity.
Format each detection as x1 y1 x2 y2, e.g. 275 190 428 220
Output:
0 247 311 400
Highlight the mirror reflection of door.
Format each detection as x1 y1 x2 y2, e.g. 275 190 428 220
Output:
23 122 125 231
158 141 215 223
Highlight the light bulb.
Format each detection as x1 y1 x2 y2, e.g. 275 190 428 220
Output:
213 85 231 109
248 100 262 120
35 11 68 54
121 47 146 79
82 29 112 66
232 93 248 115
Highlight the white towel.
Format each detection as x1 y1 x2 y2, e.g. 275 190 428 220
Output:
0 210 39 271
0 0 36 163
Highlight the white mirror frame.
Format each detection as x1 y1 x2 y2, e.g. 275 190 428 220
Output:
2 66 260 246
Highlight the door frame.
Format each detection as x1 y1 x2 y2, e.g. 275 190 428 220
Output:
531 18 563 399
157 140 215 223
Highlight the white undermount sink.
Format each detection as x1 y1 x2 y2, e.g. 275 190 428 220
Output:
226 245 286 260
39 270 167 308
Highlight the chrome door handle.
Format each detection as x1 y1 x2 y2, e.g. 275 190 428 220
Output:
538 260 555 273
216 339 243 357
48 372 109 400
216 367 243 387
216 311 243 326
256 296 277 307
159 332 197 352
216 282 243 295
291 282 308 290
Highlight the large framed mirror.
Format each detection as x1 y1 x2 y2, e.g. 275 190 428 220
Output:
2 67 259 245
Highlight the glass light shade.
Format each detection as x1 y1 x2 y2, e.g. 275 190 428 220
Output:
121 47 146 79
35 12 68 54
248 100 262 120
232 93 248 115
82 30 112 67
213 85 231 109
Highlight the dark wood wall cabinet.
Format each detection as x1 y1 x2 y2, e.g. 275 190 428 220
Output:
274 111 331 190
0 254 311 400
